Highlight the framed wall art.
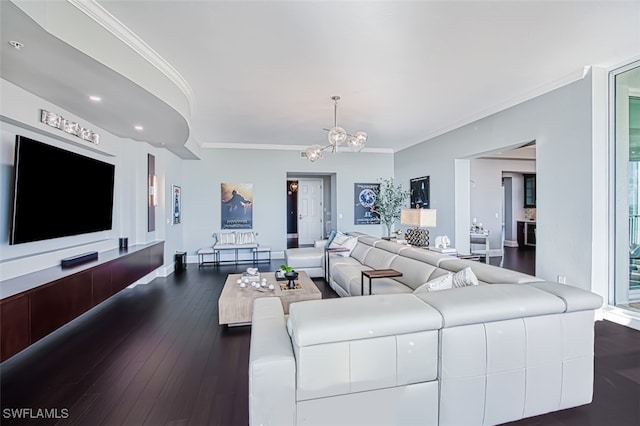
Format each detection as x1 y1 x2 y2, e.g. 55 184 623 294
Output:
221 182 253 229
410 176 430 208
354 183 380 225
172 185 181 225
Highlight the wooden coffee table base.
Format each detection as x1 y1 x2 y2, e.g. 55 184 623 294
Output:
218 271 321 326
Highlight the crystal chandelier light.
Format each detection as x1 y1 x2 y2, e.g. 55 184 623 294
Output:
305 96 367 162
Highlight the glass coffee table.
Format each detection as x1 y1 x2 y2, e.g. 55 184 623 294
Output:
218 270 321 326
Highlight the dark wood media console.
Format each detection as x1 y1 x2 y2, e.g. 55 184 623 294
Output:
0 241 164 362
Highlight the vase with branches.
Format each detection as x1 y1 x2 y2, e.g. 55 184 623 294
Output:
373 178 410 238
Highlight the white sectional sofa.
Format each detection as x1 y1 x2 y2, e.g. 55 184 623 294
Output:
249 233 604 426
284 240 327 278
327 233 542 297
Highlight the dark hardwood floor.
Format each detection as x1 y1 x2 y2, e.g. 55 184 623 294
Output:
1 252 638 426
492 246 536 276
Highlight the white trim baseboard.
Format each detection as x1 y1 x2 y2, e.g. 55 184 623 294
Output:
601 305 640 331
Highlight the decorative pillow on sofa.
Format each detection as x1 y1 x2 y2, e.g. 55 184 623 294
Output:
329 232 358 257
414 267 479 293
413 273 453 293
452 267 479 288
325 230 337 248
216 232 236 245
328 232 349 249
339 236 358 257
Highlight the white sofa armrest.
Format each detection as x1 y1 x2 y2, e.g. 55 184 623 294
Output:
249 298 296 426
314 239 328 248
526 281 604 312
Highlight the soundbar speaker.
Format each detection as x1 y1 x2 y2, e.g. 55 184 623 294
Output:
61 251 98 268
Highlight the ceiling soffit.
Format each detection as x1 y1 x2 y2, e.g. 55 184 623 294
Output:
3 0 196 158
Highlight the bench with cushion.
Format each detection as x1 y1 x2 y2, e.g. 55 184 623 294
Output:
198 231 269 266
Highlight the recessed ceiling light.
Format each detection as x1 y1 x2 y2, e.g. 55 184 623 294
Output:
134 125 144 131
89 95 102 102
8 40 24 50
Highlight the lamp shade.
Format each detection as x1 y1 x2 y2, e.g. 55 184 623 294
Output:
401 208 437 227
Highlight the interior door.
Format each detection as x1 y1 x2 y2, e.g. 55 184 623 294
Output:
297 178 323 245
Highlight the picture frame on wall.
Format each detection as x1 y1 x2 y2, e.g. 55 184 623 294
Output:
221 183 253 229
354 183 381 225
410 176 430 208
172 185 181 225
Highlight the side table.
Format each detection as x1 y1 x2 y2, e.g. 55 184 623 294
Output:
470 232 490 263
174 251 187 272
361 269 403 295
324 247 350 282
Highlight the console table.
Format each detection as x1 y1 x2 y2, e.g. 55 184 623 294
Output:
470 232 490 263
0 241 164 362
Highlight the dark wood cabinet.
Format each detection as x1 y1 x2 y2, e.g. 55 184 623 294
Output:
0 241 164 362
0 295 30 361
524 174 536 208
30 271 93 342
517 221 536 247
92 265 113 306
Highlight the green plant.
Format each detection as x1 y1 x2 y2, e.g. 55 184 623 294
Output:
373 178 410 237
280 264 294 273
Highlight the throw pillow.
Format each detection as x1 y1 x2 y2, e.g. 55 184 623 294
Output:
217 232 236 245
328 232 358 257
329 232 350 249
413 273 453 293
325 230 337 248
236 231 256 244
452 267 479 288
337 236 358 257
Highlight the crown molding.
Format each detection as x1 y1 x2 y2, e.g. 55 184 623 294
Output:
399 67 587 153
67 0 193 104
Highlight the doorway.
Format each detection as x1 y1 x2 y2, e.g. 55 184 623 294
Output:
297 178 323 246
462 142 536 272
286 173 334 248
286 180 298 247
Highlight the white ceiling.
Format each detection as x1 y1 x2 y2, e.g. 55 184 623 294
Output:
2 1 640 158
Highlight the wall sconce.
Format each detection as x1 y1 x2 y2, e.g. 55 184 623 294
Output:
41 109 100 144
401 208 437 247
148 175 158 206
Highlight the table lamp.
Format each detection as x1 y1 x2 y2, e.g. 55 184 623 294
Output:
401 208 437 247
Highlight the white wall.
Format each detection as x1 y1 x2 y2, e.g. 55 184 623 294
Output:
395 75 593 290
470 159 536 251
182 148 394 260
0 71 604 297
0 79 183 284
0 78 393 284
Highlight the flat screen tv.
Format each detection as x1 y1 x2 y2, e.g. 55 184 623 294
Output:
10 135 115 245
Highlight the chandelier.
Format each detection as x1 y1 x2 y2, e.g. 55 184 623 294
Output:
305 96 367 162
